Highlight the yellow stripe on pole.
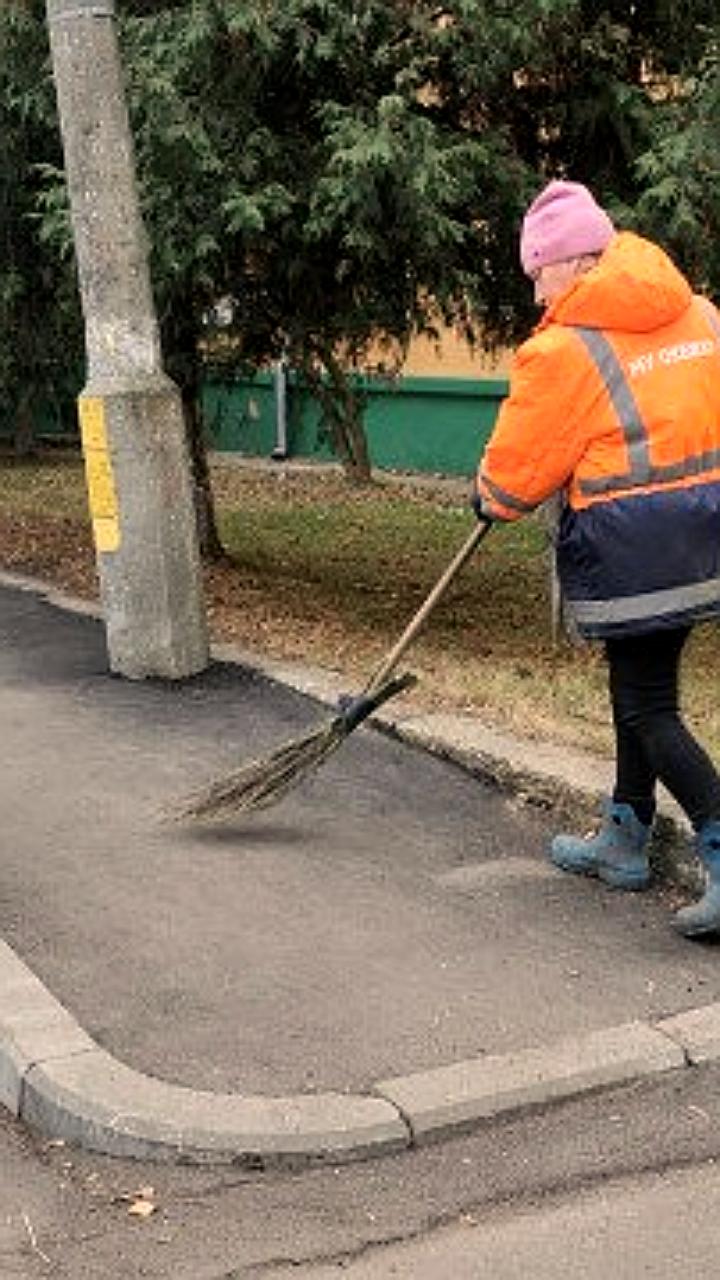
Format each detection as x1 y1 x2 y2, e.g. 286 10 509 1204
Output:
78 396 121 553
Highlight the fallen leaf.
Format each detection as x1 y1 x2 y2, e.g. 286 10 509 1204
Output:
128 1198 157 1219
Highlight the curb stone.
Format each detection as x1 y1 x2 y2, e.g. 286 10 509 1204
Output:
22 1050 409 1168
0 567 711 1165
3 933 720 1165
374 1022 685 1144
657 1004 720 1065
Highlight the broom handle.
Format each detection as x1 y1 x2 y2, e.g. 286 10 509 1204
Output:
365 518 492 696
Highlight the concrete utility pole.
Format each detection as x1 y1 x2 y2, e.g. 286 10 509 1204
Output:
46 0 209 679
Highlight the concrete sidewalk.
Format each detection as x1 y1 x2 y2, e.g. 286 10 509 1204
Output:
1 569 719 1169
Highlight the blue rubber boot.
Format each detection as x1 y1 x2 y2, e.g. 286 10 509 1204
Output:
672 821 720 938
550 800 651 890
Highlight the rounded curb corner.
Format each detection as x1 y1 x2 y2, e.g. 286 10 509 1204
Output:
16 1048 411 1169
2 919 720 1168
0 940 409 1169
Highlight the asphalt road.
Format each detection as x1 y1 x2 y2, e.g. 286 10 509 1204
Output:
4 1059 720 1278
273 1160 720 1279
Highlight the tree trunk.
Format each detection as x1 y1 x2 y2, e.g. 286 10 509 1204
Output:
161 300 225 562
13 388 37 458
308 350 373 484
181 384 226 562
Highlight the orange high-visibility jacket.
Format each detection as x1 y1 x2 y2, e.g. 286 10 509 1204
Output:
475 232 720 638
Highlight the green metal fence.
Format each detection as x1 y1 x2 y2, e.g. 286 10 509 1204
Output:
202 372 508 477
0 394 78 443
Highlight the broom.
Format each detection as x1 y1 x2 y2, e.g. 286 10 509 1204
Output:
172 517 492 822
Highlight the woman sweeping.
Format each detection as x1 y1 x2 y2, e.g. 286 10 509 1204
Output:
474 179 720 939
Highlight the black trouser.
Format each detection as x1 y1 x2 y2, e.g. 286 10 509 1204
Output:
606 627 720 832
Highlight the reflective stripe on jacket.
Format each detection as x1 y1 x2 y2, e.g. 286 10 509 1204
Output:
476 232 720 638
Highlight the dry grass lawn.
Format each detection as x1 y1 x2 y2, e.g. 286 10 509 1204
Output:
2 447 719 763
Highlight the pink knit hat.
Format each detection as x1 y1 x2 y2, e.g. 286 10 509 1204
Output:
520 180 615 276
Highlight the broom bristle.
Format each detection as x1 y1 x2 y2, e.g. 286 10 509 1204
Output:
169 717 347 822
168 670 419 823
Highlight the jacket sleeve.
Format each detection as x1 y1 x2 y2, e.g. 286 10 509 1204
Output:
474 329 592 522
